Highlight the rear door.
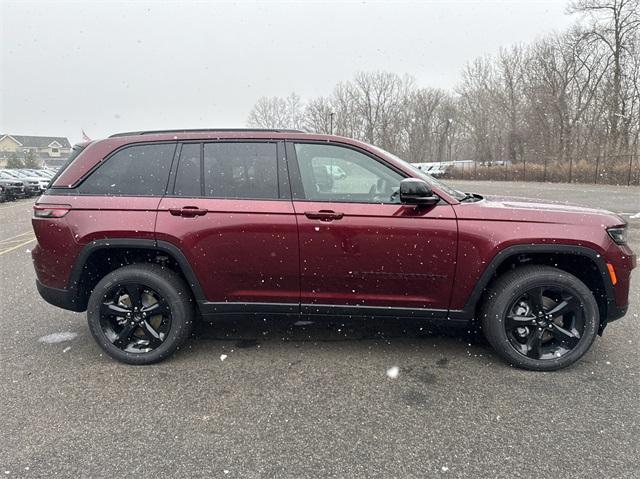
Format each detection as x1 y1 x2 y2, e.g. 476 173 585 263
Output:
287 141 457 315
155 141 299 312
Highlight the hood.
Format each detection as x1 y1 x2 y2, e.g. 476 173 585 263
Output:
469 194 625 227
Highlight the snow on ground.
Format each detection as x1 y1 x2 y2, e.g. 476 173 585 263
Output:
38 332 78 344
386 366 400 379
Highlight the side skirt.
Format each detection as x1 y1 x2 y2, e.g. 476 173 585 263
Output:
198 301 471 325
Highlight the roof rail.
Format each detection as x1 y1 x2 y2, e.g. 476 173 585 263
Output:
109 128 305 138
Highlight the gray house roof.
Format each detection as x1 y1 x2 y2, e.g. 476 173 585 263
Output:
0 134 71 148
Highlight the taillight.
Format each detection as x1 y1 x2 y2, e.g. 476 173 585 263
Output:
33 204 71 218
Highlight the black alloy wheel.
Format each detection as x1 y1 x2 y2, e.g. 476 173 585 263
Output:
481 265 599 371
100 283 172 354
505 286 585 360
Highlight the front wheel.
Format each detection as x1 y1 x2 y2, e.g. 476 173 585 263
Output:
87 263 194 365
481 265 599 371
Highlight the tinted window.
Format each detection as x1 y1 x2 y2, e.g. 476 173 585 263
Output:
204 142 278 199
174 143 202 197
294 143 403 203
78 143 175 196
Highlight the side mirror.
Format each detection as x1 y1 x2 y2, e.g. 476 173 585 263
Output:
399 178 439 206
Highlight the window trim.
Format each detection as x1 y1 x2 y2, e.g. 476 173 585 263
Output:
285 140 411 204
63 141 178 197
170 141 204 198
167 140 289 201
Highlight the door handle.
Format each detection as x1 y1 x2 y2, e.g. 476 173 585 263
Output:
169 206 208 217
304 210 344 221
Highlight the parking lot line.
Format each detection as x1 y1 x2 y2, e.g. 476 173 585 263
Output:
0 237 36 257
0 231 34 244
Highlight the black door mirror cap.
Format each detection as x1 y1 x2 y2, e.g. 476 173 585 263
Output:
399 178 439 206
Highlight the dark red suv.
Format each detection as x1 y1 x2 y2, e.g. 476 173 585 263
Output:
31 129 636 370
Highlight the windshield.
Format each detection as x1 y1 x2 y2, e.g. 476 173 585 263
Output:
368 145 467 201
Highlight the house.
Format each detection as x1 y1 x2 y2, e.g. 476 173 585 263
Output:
0 134 72 168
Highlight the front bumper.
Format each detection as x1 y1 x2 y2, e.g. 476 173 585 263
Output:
6 187 25 198
607 304 628 323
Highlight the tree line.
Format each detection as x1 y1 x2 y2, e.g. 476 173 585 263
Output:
247 0 639 166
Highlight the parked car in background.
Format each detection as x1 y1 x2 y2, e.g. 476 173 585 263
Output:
0 171 26 200
31 129 635 370
412 162 452 178
18 169 51 190
25 169 55 179
0 169 46 196
0 184 6 203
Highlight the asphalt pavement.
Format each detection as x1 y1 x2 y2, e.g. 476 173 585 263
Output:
0 181 638 478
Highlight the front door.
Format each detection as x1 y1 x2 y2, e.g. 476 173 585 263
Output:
288 142 457 316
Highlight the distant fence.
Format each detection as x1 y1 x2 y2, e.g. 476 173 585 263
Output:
444 154 640 186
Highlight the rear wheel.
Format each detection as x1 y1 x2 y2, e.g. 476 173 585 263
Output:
481 265 599 371
87 264 194 365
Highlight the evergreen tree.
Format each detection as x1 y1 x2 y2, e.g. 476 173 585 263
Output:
6 152 24 169
22 150 39 169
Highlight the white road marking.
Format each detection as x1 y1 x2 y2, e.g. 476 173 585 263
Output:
0 231 34 244
0 237 36 256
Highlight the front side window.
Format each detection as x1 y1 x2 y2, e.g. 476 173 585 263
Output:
294 143 403 203
204 142 278 199
77 143 176 196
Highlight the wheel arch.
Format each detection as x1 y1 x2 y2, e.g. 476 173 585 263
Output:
69 239 206 311
452 244 615 331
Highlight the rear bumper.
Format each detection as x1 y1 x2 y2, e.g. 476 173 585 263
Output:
36 280 85 312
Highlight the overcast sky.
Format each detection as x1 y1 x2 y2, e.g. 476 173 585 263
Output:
1 0 576 144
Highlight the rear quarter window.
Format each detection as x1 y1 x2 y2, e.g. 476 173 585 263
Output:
77 143 176 196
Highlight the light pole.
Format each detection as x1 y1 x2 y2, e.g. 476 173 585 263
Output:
329 112 334 135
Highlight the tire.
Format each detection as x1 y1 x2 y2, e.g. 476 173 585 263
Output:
480 265 599 371
87 263 195 365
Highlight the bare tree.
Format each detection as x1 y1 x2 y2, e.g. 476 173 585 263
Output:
246 3 640 170
247 92 304 129
569 0 640 149
303 97 334 134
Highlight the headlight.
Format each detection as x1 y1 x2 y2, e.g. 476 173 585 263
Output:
607 226 628 245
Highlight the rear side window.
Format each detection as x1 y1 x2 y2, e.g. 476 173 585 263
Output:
174 143 202 197
204 142 278 199
172 142 279 199
78 143 175 196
